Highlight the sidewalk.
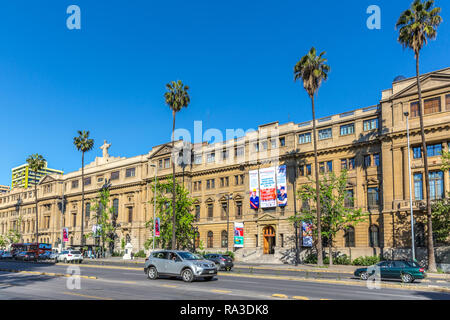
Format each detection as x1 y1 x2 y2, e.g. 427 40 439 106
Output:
82 256 450 279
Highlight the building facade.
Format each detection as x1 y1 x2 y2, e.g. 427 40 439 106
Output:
0 185 9 194
11 162 63 189
0 68 449 262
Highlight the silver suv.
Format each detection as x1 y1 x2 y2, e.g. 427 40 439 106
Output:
144 250 217 282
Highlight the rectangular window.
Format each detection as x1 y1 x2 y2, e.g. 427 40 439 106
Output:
298 132 311 144
235 146 244 157
71 180 79 189
207 152 215 163
410 101 419 118
195 205 200 222
254 143 259 152
306 164 312 175
373 153 380 167
424 97 441 115
128 207 133 223
318 128 332 140
427 143 442 157
429 171 444 200
72 214 77 227
340 123 355 136
110 171 119 180
319 162 325 173
222 149 228 160
158 159 163 168
164 158 170 168
341 159 348 170
279 137 285 147
299 165 305 176
364 155 371 168
271 139 277 149
207 204 213 220
414 173 423 200
367 187 379 208
326 161 333 172
363 118 378 131
446 94 450 111
413 146 422 159
236 201 242 218
194 154 202 164
262 141 268 151
344 189 354 208
83 177 91 186
221 202 228 220
125 168 135 177
348 158 355 170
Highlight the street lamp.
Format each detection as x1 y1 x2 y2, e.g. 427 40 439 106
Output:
226 194 233 252
404 111 416 261
15 197 23 242
58 181 66 252
149 164 157 251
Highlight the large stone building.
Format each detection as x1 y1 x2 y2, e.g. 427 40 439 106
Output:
0 67 449 263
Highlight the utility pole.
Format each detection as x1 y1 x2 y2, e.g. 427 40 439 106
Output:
149 164 157 251
227 194 232 252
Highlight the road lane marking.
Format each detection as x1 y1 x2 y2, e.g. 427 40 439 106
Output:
292 296 309 300
272 293 288 299
211 289 232 293
63 291 113 300
161 284 177 288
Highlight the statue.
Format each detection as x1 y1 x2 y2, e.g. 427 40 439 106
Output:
100 140 111 158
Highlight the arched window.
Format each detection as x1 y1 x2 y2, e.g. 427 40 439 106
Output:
369 225 380 247
415 223 425 247
345 226 355 247
207 231 214 248
221 230 228 248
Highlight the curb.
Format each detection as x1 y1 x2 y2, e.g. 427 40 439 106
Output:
0 268 97 280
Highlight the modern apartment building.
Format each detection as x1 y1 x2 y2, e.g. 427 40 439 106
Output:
11 162 63 189
0 67 449 262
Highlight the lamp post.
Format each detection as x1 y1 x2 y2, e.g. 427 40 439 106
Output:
226 194 233 252
149 164 157 251
58 181 66 252
404 111 416 261
15 197 23 242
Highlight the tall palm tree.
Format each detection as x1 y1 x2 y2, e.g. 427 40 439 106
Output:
396 0 442 272
294 47 330 266
26 154 46 243
73 130 94 247
164 80 190 250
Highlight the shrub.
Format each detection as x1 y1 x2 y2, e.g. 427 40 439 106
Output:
133 250 147 258
352 255 380 266
303 253 318 264
334 254 351 265
112 251 123 257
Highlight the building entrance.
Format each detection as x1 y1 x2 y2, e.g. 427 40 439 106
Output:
263 226 275 254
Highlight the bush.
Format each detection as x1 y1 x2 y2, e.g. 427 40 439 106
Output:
334 254 351 265
133 250 147 258
112 251 123 257
303 253 351 265
303 253 318 264
352 255 380 266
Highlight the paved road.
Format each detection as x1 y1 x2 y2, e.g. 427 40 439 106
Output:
0 261 449 300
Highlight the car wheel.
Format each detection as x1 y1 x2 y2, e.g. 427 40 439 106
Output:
401 273 413 283
359 272 369 281
181 269 194 282
147 267 158 280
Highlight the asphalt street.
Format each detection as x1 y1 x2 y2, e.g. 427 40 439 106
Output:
0 261 449 300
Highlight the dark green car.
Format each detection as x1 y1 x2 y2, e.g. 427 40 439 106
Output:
354 260 426 283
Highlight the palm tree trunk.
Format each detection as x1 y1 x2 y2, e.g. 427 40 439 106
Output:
35 172 38 243
81 152 85 247
171 110 177 250
415 53 437 272
311 95 323 266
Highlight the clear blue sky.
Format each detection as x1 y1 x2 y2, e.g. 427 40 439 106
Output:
1 0 449 185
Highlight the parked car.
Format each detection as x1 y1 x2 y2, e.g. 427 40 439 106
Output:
12 251 22 259
204 253 234 271
1 251 12 259
57 250 83 263
144 250 218 282
14 251 28 261
23 251 37 262
49 251 60 262
354 260 426 283
38 251 53 261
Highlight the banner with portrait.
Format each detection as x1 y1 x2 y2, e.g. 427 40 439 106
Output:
302 221 313 247
155 217 160 237
276 165 287 207
234 222 244 248
249 170 260 210
259 167 277 208
62 227 69 242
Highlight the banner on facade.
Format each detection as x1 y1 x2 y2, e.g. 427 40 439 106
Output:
234 222 244 248
155 217 160 237
249 170 260 210
259 167 277 208
302 221 313 247
276 165 287 207
62 227 69 242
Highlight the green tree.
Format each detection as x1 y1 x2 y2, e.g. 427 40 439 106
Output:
290 170 367 265
164 80 190 250
441 150 450 171
294 47 330 266
0 235 7 249
431 198 450 244
396 0 442 272
85 187 117 256
26 153 46 243
145 176 195 250
73 130 95 246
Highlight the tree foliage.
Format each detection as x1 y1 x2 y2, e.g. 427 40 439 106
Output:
431 197 450 244
145 176 195 250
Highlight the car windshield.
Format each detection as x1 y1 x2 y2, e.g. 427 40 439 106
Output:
177 252 203 260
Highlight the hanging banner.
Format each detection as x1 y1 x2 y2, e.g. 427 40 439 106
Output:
276 165 288 207
249 170 260 210
259 167 277 208
62 228 69 242
234 222 244 248
302 221 313 247
155 217 160 237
